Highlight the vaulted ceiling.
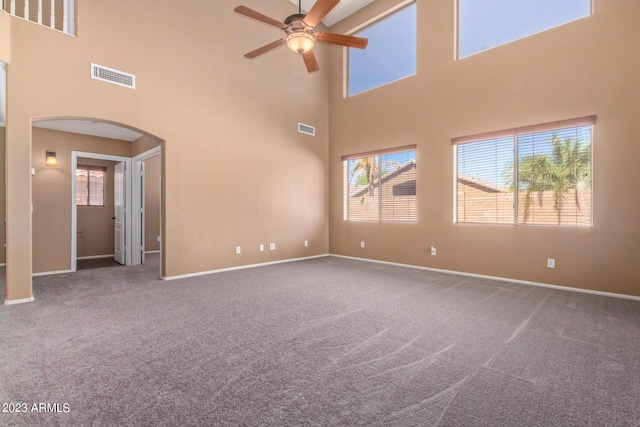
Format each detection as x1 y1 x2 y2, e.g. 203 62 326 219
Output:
288 0 375 27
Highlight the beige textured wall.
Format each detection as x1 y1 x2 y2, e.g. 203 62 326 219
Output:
76 158 117 258
6 0 329 299
132 135 160 158
31 128 131 273
144 155 160 253
328 0 640 296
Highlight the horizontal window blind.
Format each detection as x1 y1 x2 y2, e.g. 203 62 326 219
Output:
455 118 593 227
457 137 513 224
76 168 89 205
77 165 107 206
517 125 592 226
344 146 417 222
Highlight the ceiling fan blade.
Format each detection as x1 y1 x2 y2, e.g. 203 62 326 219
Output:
303 0 340 28
234 6 287 29
244 39 286 58
316 32 369 49
302 50 320 73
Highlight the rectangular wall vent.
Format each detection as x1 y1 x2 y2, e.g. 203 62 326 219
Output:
91 63 136 89
298 123 316 136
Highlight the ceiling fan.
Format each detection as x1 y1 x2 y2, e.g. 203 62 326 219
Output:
234 0 369 73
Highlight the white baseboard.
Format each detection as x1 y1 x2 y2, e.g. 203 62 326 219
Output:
77 255 113 260
33 269 74 277
162 254 329 281
4 296 35 305
145 250 160 254
330 254 640 302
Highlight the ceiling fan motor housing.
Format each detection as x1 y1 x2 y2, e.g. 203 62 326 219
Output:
284 13 316 54
284 13 307 27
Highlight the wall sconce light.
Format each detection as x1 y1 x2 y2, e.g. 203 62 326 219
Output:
45 151 57 167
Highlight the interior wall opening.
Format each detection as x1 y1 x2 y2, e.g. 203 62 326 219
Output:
29 118 163 281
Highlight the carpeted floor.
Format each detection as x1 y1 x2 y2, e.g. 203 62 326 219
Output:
76 257 124 270
1 255 639 426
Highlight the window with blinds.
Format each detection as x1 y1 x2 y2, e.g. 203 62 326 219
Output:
343 146 417 222
454 117 594 227
76 165 107 206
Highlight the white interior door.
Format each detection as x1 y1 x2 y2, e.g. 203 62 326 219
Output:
114 161 126 264
140 162 146 265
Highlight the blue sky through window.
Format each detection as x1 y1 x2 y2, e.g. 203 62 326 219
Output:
458 0 592 58
348 3 416 97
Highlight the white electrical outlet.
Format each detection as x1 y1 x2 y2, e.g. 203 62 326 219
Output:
431 246 437 256
547 258 555 269
235 246 241 255
360 241 365 248
259 244 264 252
304 240 308 247
269 243 276 251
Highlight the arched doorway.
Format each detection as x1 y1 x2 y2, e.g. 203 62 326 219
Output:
30 117 163 277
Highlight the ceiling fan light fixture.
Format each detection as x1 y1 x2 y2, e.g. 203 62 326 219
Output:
286 32 315 54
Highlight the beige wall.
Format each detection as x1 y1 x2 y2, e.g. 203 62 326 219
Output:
328 0 640 296
144 155 160 253
76 158 117 258
32 128 131 273
5 0 329 300
132 135 160 158
14 1 636 299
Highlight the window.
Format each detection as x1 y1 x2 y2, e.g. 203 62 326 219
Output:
455 117 594 227
76 165 106 206
343 146 416 222
348 2 416 97
458 0 592 59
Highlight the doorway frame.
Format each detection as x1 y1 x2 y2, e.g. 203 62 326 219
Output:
131 146 161 268
71 151 132 272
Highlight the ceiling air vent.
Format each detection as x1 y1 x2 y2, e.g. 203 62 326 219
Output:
298 123 315 136
91 63 136 89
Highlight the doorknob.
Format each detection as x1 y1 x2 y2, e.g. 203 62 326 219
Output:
112 217 116 220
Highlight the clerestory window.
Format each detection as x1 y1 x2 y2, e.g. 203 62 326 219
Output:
457 0 592 59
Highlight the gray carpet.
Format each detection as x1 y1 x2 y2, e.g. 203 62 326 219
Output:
76 257 123 270
0 255 639 426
